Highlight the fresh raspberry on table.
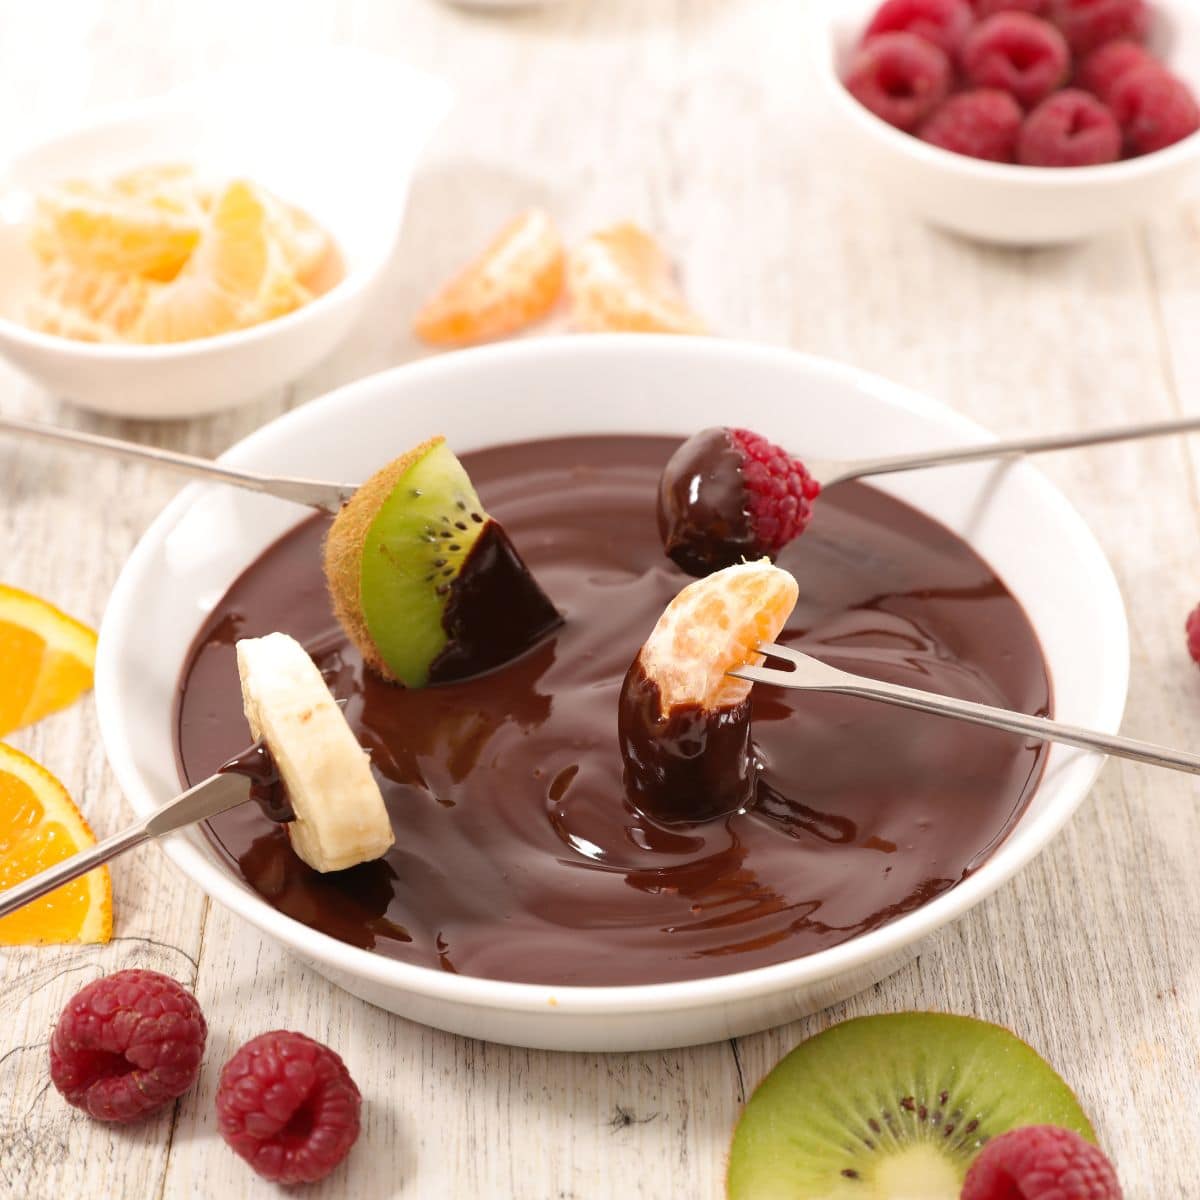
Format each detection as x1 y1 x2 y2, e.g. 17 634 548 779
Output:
1047 0 1149 57
973 0 1051 17
962 13 1071 109
1019 89 1122 164
1186 604 1200 664
845 33 954 132
1110 64 1200 155
920 88 1025 160
729 428 820 558
215 1030 362 1185
961 1125 1123 1200
1077 39 1154 105
49 969 207 1123
864 0 974 57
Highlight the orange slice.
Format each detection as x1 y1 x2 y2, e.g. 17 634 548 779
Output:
414 208 565 346
135 179 312 343
0 743 111 945
566 222 706 335
639 560 797 712
26 261 156 342
0 584 97 737
33 170 204 282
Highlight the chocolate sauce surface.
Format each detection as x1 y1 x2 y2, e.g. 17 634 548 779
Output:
175 435 1050 987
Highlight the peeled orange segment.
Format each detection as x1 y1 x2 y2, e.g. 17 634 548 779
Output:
134 179 312 344
26 261 156 342
0 584 97 737
32 174 204 283
0 743 111 945
566 222 706 335
414 208 565 346
639 560 798 713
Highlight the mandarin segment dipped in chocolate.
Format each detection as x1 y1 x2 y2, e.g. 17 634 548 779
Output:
619 560 798 824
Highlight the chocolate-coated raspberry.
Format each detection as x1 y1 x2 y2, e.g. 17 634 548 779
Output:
962 13 1071 110
1110 64 1200 155
864 0 974 57
920 88 1025 160
1019 89 1122 164
729 428 820 559
846 33 954 132
961 1125 1123 1200
216 1030 361 1185
49 969 206 1123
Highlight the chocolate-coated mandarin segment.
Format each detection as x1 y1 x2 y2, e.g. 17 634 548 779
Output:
657 427 819 576
324 437 560 687
727 1013 1097 1200
619 560 798 824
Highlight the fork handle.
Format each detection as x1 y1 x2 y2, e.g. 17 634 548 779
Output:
832 678 1200 776
0 414 354 513
0 823 150 920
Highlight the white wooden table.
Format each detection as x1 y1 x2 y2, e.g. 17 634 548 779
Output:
2 1 1199 1195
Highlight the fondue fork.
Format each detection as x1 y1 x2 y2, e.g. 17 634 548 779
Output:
6 411 1200 508
0 771 253 921
734 644 1200 777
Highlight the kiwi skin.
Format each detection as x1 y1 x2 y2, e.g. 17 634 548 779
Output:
726 1011 1097 1200
324 436 444 682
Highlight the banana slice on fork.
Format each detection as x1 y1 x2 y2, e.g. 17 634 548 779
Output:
236 632 394 873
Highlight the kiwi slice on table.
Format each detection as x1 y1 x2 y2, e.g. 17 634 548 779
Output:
727 1012 1095 1200
325 436 561 688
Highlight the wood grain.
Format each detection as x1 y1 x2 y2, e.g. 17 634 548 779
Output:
2 0 1199 1195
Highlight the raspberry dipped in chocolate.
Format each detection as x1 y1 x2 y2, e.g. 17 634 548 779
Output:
656 427 820 577
618 561 798 825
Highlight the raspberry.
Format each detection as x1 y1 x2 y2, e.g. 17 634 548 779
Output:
1077 40 1153 105
1048 0 1148 57
962 13 1071 109
1110 64 1200 155
845 33 954 132
920 89 1025 160
864 0 974 57
974 0 1050 16
48 969 206 1123
961 1125 1123 1200
1186 604 1200 664
729 428 820 558
216 1030 361 1185
1019 89 1122 164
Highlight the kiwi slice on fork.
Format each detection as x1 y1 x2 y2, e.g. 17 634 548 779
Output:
324 436 561 688
727 1012 1096 1199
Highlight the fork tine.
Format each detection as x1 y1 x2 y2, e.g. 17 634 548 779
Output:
729 664 795 686
755 641 805 667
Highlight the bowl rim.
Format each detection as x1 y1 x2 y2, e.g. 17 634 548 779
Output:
95 334 1130 1017
810 0 1200 186
0 57 448 361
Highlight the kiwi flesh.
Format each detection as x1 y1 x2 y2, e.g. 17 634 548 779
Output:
727 1012 1095 1200
324 436 560 688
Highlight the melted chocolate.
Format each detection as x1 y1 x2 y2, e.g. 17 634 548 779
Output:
429 519 562 684
174 435 1050 987
219 740 294 823
618 662 755 824
657 426 757 575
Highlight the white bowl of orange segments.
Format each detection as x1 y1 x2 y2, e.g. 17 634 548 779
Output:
0 52 451 419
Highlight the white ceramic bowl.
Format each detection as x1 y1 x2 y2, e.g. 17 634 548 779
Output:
0 51 450 419
95 336 1128 1050
813 0 1200 245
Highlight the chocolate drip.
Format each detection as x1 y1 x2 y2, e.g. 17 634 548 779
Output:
175 435 1050 987
657 426 758 575
618 660 755 824
429 519 563 684
219 739 294 823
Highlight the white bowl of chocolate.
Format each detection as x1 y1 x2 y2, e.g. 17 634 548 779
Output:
95 335 1128 1051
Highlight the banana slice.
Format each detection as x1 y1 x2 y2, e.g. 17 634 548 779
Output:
235 632 394 873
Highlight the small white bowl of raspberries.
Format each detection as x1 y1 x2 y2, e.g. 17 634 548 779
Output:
814 0 1200 244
